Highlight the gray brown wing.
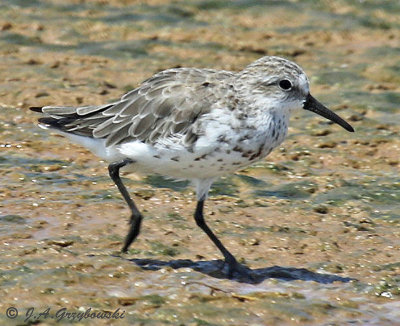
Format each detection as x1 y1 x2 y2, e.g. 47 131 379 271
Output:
38 68 234 147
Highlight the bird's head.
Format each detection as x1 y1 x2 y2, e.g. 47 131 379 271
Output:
237 56 354 132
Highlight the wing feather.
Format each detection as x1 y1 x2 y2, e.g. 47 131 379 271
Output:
105 124 131 147
36 68 234 147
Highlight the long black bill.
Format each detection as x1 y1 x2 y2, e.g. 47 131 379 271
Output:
303 94 354 132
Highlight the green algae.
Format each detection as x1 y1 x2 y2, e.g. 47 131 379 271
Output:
254 181 317 199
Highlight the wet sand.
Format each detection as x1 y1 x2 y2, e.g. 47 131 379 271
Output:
0 0 399 325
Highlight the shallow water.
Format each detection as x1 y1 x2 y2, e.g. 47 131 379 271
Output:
0 0 399 325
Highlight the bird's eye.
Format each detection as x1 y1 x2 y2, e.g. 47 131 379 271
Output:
279 79 292 90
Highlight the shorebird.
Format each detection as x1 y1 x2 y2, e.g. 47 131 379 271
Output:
31 56 354 278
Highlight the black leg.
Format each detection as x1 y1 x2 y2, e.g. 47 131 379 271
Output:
194 200 252 278
108 159 143 253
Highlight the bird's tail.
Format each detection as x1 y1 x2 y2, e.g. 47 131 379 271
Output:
29 104 113 137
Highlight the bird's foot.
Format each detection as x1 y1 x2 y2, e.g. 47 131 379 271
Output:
222 258 255 281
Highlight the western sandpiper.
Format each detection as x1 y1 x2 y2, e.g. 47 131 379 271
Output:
31 56 354 278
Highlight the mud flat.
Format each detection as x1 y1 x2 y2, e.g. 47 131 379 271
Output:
0 1 399 325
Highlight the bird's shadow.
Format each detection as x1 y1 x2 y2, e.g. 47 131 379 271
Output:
117 257 355 284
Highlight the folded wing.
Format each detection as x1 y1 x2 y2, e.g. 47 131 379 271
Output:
33 68 233 147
